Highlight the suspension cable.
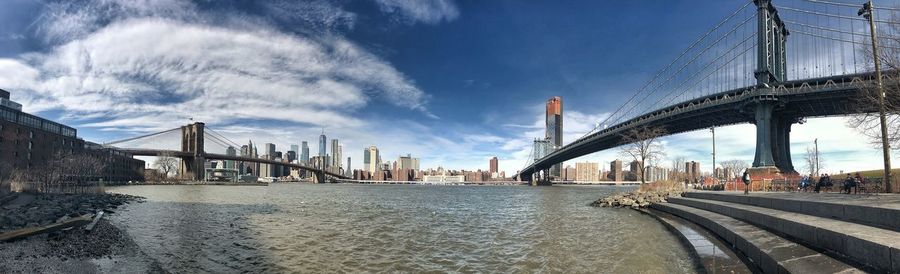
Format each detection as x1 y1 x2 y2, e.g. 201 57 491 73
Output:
581 1 754 139
777 5 900 25
103 127 180 145
802 0 900 11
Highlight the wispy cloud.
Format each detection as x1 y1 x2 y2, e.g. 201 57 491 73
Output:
1 0 434 133
374 0 460 25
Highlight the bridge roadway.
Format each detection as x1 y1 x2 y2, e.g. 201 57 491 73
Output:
121 148 349 179
519 72 897 182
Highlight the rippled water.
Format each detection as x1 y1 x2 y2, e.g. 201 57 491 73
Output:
107 184 697 273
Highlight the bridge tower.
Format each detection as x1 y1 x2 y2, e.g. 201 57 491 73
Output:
749 0 796 175
179 122 206 181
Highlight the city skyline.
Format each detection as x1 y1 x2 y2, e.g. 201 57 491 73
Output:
0 0 890 176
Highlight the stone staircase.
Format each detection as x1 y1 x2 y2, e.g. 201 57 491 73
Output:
649 191 900 273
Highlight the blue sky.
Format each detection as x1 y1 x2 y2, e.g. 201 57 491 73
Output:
0 0 891 175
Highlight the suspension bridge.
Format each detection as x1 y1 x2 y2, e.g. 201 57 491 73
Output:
517 0 900 184
103 122 348 182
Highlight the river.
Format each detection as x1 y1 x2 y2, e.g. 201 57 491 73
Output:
106 184 698 273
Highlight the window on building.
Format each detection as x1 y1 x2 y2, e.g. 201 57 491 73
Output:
29 131 33 139
28 141 32 150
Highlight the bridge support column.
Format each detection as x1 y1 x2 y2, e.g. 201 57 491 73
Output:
772 118 796 173
753 102 777 167
313 170 326 184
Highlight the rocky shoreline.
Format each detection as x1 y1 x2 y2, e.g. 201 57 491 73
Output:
0 192 167 273
590 189 683 208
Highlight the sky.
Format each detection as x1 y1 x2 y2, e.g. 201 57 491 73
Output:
0 0 893 176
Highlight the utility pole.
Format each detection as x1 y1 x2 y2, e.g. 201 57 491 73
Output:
814 138 819 177
860 1 892 193
711 127 716 178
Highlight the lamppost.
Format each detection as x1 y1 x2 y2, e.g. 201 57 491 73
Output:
859 1 892 193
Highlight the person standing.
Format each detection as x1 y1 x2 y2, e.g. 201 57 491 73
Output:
742 170 751 195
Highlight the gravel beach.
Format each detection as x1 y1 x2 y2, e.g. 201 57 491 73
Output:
0 192 167 273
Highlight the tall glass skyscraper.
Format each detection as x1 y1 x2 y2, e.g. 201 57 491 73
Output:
301 141 309 164
319 130 327 167
546 96 563 178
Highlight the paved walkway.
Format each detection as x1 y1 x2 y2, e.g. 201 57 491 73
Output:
689 190 900 210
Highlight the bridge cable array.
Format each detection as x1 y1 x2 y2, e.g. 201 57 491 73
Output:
523 0 900 174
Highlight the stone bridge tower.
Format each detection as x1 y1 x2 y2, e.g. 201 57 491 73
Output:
749 0 796 175
179 122 206 181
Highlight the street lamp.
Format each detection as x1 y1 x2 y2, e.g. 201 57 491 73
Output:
859 1 892 193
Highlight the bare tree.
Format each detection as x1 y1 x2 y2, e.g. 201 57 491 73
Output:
847 12 900 151
619 126 667 184
670 156 686 182
803 147 824 177
153 152 179 180
719 159 749 179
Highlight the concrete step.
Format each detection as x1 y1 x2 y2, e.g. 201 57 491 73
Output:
682 191 900 232
642 209 754 274
669 196 900 273
650 202 863 274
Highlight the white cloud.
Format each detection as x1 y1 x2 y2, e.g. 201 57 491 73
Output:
1 16 431 130
375 0 459 24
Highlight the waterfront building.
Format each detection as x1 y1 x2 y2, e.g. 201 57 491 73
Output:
0 89 144 181
609 160 623 182
398 154 419 171
685 161 700 183
489 156 498 175
364 146 379 172
422 173 465 183
644 166 669 182
629 160 643 181
563 165 576 181
576 162 599 182
301 141 309 164
286 151 296 163
546 96 563 178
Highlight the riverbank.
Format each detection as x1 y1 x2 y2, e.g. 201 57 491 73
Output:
590 181 684 208
0 192 166 273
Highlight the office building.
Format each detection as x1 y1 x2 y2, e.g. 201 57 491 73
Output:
686 161 700 183
576 162 599 182
629 160 643 181
609 160 623 182
546 96 563 178
301 141 309 164
364 146 379 172
346 157 352 177
489 156 498 174
290 144 299 161
563 165 576 181
318 130 326 158
331 139 341 168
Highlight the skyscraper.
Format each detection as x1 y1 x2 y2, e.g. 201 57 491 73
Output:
364 146 379 172
290 144 299 162
331 139 341 169
301 141 309 164
546 96 563 178
319 129 327 158
346 157 352 177
489 156 499 174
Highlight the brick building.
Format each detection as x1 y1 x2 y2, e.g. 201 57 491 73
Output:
0 89 144 182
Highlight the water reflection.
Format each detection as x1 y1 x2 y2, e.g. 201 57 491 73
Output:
108 184 697 273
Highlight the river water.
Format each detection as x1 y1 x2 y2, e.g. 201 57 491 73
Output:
107 184 698 273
